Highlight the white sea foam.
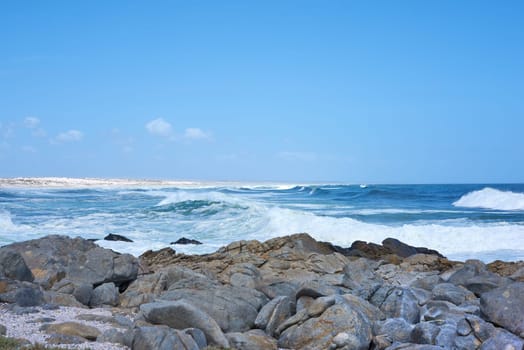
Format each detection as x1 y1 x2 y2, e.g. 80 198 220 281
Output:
453 187 524 211
260 207 524 261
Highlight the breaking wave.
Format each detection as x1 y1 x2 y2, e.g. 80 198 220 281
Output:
453 187 524 211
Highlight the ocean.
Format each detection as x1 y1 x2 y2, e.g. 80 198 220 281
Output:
1 179 524 262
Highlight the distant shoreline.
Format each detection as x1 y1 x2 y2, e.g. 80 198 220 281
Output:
0 177 316 189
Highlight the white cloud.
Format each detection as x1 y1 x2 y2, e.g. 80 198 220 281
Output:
0 122 14 139
24 117 40 128
184 128 211 140
53 129 83 143
146 118 173 137
277 151 318 162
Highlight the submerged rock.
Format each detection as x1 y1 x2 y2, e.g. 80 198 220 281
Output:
171 237 203 245
104 233 134 242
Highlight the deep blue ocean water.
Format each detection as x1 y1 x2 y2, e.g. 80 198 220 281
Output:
1 182 524 262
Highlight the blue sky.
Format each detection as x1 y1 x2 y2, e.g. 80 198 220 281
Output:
1 1 523 183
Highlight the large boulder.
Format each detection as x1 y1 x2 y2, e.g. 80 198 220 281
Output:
140 300 229 348
277 295 374 350
0 248 34 282
254 296 294 336
4 235 138 289
42 322 101 341
89 282 119 307
480 282 524 337
160 282 268 333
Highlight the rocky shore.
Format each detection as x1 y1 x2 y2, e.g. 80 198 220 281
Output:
1 234 523 349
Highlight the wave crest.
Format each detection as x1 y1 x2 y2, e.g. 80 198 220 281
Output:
453 187 524 211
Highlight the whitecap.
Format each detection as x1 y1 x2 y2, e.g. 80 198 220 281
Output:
453 187 524 211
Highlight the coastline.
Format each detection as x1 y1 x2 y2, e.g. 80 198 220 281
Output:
1 233 523 349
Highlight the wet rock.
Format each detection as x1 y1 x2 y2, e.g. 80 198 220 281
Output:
171 237 202 245
480 282 524 337
0 248 34 282
226 329 278 350
104 233 133 242
382 238 444 258
140 300 229 347
89 282 119 307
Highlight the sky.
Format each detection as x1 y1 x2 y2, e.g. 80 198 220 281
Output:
1 1 523 183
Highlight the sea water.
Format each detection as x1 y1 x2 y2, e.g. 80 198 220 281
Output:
1 180 524 262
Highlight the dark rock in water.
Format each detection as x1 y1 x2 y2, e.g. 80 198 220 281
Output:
480 282 524 337
382 238 444 258
104 233 133 242
171 237 203 245
0 248 34 282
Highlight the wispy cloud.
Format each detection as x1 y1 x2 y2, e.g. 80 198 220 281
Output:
0 122 14 139
277 151 318 162
52 129 83 144
23 117 40 128
184 127 211 140
23 117 46 137
146 118 173 138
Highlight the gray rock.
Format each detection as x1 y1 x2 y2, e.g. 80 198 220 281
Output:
465 315 497 342
183 328 207 349
479 329 524 350
97 328 134 347
46 333 86 344
385 344 444 350
254 296 293 336
43 322 101 341
15 286 44 306
410 275 442 291
376 287 420 324
453 334 482 350
89 282 119 307
382 238 443 258
480 282 524 337
140 300 229 347
343 258 383 299
161 283 268 332
226 329 278 350
431 283 471 305
0 324 6 335
132 326 199 350
4 235 138 289
295 279 342 299
0 248 34 282
278 296 373 350
51 279 93 306
448 260 510 295
410 322 440 344
373 318 414 343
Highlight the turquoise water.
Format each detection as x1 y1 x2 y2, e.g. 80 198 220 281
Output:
1 183 524 262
